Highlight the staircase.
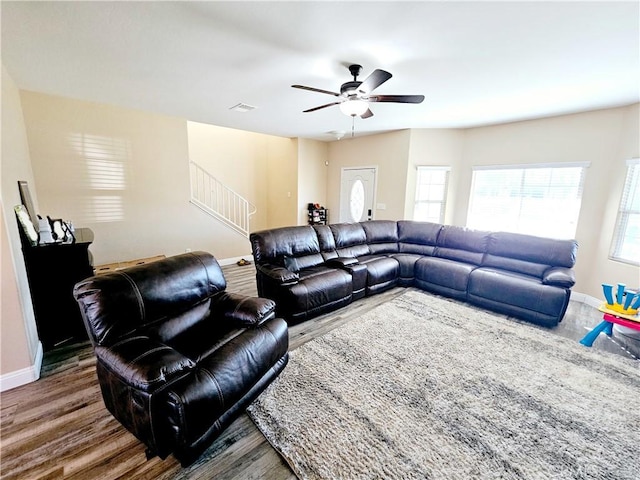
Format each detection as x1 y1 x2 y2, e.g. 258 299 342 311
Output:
189 161 256 237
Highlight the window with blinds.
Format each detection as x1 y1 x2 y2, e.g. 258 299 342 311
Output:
414 166 450 223
611 159 640 265
467 163 587 239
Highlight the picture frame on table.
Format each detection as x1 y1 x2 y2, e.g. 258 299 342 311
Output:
15 204 39 246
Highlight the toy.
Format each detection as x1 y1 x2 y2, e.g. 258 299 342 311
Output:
600 282 639 316
579 282 640 347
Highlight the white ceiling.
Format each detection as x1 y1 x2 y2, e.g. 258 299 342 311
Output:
2 1 639 141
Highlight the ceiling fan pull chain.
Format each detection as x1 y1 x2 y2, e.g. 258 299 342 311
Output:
351 117 355 138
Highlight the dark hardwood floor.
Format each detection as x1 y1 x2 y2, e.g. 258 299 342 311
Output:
1 263 637 479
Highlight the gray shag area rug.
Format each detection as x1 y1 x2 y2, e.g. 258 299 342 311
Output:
247 289 639 480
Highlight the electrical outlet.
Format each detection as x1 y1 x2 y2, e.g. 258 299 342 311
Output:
185 248 192 253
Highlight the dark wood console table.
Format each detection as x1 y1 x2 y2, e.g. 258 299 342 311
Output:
21 228 94 351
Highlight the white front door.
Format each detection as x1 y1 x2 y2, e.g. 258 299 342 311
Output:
339 167 377 222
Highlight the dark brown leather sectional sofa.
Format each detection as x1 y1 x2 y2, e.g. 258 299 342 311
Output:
250 220 578 328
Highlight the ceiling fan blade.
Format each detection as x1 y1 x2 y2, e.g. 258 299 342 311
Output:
303 101 342 113
357 69 392 94
369 94 425 104
360 108 374 119
292 85 341 97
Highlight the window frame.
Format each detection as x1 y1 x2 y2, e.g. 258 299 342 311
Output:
610 158 640 266
413 166 451 224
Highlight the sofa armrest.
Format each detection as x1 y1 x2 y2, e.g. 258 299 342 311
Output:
95 336 195 393
542 267 576 288
256 264 299 285
326 257 359 268
212 292 276 327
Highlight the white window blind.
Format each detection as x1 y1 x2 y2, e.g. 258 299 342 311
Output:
467 163 587 239
611 159 640 265
414 166 450 223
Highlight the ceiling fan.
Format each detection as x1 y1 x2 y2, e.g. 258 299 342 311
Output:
292 64 424 119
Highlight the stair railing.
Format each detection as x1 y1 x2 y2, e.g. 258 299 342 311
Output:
189 161 256 237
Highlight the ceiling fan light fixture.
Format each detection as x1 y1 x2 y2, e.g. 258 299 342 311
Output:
340 99 369 117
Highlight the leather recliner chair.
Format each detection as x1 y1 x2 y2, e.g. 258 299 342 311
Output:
73 251 289 466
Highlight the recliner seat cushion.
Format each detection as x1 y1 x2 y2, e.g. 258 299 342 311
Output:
163 317 288 462
468 268 569 318
357 255 400 294
284 267 353 319
468 268 571 327
391 253 422 285
415 256 476 299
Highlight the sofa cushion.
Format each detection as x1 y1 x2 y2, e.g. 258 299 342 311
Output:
362 220 399 254
313 225 339 260
397 221 442 256
415 256 476 298
482 254 549 278
487 232 578 268
250 226 320 267
285 267 353 319
331 223 370 257
74 252 225 347
435 225 490 265
392 253 422 284
357 255 400 293
164 317 288 458
468 267 570 318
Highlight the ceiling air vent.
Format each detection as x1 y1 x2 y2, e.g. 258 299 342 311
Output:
229 103 257 113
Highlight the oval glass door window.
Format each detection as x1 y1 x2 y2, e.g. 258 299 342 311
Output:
350 179 365 222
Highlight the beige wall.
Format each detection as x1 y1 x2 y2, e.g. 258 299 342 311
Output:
407 129 465 223
460 105 639 297
266 136 298 228
297 139 329 225
19 93 299 266
327 130 411 222
1 67 41 380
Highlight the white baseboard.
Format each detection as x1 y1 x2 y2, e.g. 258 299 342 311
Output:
0 341 43 392
217 254 254 267
570 291 601 309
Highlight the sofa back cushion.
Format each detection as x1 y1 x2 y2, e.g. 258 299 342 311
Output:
250 226 323 271
435 225 490 265
74 252 225 347
483 232 578 277
362 221 399 254
330 223 370 258
397 221 442 256
313 225 339 261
